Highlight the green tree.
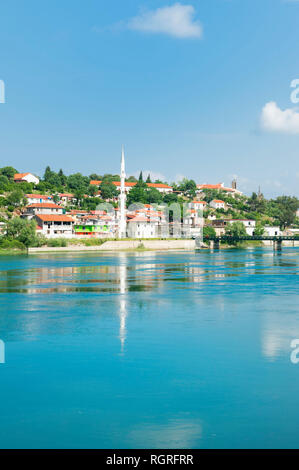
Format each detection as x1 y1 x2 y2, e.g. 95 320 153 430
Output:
67 173 89 192
247 192 266 213
127 186 148 205
43 166 61 187
0 174 9 191
58 169 67 186
74 188 85 206
146 174 152 183
178 179 197 199
5 218 38 247
225 221 247 240
0 166 18 180
202 189 222 203
146 188 163 204
43 166 52 182
163 193 178 204
203 226 216 239
126 175 137 183
254 223 265 236
52 194 60 204
87 185 98 197
99 181 118 200
6 189 26 208
89 173 102 181
275 196 299 229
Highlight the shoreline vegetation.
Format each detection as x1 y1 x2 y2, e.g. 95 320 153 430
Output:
0 238 297 255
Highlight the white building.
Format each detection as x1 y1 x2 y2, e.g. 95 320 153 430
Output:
264 226 282 237
210 199 226 210
24 203 63 219
35 214 73 238
127 216 157 238
188 200 207 211
146 183 173 194
58 193 76 205
229 219 256 236
14 172 40 185
25 194 53 204
211 219 256 236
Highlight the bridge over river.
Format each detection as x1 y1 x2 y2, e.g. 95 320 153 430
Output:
202 235 299 250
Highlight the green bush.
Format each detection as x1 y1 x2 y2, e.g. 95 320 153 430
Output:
0 238 25 250
203 226 216 239
46 238 68 247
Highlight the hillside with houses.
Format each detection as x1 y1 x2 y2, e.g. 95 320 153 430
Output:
0 165 299 251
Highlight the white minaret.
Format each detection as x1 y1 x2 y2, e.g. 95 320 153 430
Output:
118 145 126 238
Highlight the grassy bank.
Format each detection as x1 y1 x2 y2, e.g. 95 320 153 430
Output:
0 239 27 255
0 248 27 255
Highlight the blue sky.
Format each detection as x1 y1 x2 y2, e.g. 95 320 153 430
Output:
0 0 299 197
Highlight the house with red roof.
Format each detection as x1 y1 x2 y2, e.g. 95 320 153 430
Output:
23 203 64 220
210 199 226 210
35 214 74 238
14 173 39 185
188 200 207 211
58 193 76 205
26 194 53 205
197 182 242 197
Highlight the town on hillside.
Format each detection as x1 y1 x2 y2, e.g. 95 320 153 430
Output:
0 154 299 250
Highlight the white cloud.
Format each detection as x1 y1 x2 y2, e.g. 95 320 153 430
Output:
261 101 299 134
128 3 202 39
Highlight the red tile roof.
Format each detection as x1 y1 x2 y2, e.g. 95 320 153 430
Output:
197 183 224 190
14 173 30 180
36 214 73 222
27 203 62 209
26 194 52 200
89 210 106 215
197 183 235 193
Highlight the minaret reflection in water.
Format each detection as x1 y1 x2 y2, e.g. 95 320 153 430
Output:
118 253 128 354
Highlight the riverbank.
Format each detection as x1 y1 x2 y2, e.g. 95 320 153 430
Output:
28 239 197 253
0 248 27 255
2 239 299 255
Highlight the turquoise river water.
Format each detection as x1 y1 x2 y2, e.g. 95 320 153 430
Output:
0 247 298 449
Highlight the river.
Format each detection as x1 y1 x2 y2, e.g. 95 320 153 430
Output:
0 247 298 448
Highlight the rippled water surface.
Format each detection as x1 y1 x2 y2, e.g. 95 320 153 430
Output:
0 248 299 449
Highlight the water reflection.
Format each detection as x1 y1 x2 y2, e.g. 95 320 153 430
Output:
0 248 299 356
129 415 202 449
118 253 127 355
